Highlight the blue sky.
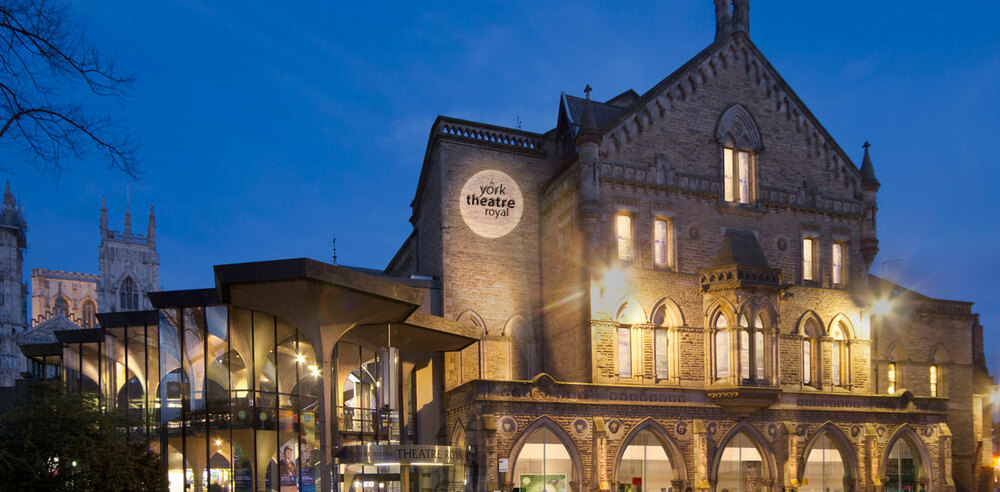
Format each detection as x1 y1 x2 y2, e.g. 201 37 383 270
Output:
3 2 998 377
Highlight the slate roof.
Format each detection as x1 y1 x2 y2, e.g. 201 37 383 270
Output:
563 94 627 136
710 228 770 269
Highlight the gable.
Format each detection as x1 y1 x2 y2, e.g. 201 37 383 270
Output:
593 34 864 201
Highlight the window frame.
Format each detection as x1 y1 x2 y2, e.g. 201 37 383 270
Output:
722 147 755 205
617 326 632 378
831 240 847 286
801 235 819 282
615 212 634 262
929 364 938 397
714 315 730 381
652 217 675 270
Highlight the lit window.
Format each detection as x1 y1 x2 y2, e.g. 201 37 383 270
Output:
617 327 631 378
832 242 845 285
802 339 812 384
715 316 729 380
81 300 96 329
831 325 846 387
802 237 816 281
654 329 669 379
723 148 752 204
739 315 750 381
653 219 671 268
802 318 820 386
754 315 765 381
929 365 938 397
887 362 896 394
616 214 633 261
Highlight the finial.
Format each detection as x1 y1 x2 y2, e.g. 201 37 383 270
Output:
332 237 338 265
860 140 879 190
863 141 870 151
584 84 592 99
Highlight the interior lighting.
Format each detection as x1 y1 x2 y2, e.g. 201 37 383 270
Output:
296 354 305 364
215 439 222 446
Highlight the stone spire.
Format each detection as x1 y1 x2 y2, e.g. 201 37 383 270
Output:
859 142 880 270
860 141 880 190
577 85 600 143
100 196 108 237
3 181 14 208
147 204 156 247
124 200 131 235
576 85 602 261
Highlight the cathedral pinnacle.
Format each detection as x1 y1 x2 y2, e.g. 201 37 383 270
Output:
100 196 108 233
147 203 156 247
124 201 131 235
860 141 880 190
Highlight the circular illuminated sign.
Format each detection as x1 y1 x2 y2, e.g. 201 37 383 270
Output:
459 169 523 238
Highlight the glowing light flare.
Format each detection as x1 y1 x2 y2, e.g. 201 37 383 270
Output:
872 299 892 316
296 354 305 364
602 266 628 295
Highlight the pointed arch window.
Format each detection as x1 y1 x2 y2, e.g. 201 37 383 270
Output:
830 322 851 388
618 430 674 492
717 105 761 205
512 427 579 490
120 277 139 311
753 315 766 381
717 431 766 492
652 302 679 381
714 315 730 380
802 318 821 387
81 299 96 329
801 433 848 492
739 315 750 381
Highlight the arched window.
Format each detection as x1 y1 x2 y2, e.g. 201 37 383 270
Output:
717 105 761 205
652 301 681 381
885 435 927 492
618 430 674 492
929 345 948 398
802 318 821 387
715 315 730 380
511 427 578 491
830 322 850 388
120 277 139 311
717 431 766 492
801 432 849 492
887 362 897 394
81 299 96 328
53 296 69 318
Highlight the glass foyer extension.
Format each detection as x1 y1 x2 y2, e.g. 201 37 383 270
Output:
20 259 479 492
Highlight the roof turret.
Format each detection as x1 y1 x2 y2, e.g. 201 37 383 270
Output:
860 141 880 190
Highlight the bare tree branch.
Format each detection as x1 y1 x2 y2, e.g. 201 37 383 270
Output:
0 0 139 179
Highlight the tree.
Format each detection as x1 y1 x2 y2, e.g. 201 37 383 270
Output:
0 0 138 178
0 381 166 491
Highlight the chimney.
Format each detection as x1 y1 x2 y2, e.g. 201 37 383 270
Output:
714 0 732 41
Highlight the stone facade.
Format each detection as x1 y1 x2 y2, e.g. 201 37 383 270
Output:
0 183 28 387
29 269 99 328
386 3 993 492
97 200 159 312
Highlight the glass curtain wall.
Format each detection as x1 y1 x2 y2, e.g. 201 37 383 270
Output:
157 306 321 492
801 434 846 492
512 428 575 492
716 432 765 492
617 430 674 492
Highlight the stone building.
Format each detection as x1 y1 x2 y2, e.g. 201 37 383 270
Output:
386 3 994 492
0 193 160 387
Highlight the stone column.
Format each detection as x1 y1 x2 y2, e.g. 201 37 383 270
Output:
693 420 712 492
482 414 499 492
781 422 800 492
594 417 609 492
864 424 881 492
938 424 955 492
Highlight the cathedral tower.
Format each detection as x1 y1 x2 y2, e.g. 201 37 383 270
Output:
0 182 28 386
98 199 159 312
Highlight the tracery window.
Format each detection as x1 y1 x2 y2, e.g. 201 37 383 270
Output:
120 277 139 311
716 104 761 206
53 296 69 318
81 299 96 328
723 148 753 204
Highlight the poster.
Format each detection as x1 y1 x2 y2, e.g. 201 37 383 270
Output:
279 437 298 492
518 474 567 492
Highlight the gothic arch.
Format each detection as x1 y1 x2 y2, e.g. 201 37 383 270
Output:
118 275 140 311
886 340 908 362
929 344 950 364
614 295 647 325
706 297 737 327
451 420 467 449
456 309 487 336
799 422 859 482
715 104 763 151
650 297 684 326
506 314 540 379
795 311 826 336
612 418 688 484
507 416 585 483
879 425 933 487
827 313 857 339
710 422 777 487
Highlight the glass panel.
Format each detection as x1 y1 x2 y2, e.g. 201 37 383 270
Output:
738 151 750 204
184 307 206 412
832 342 841 386
802 340 812 385
886 438 922 492
617 215 633 261
724 148 735 202
254 313 277 393
801 434 846 492
803 238 814 281
618 327 632 378
832 243 843 284
717 432 764 492
617 430 673 492
654 219 668 267
754 331 765 381
276 318 297 395
715 330 729 379
512 428 575 492
740 330 750 381
205 306 230 428
929 366 937 397
655 330 669 379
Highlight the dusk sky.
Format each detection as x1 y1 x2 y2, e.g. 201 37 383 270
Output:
2 2 998 375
